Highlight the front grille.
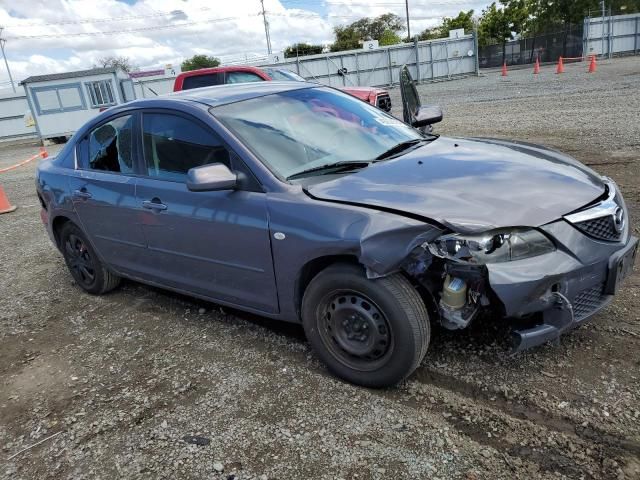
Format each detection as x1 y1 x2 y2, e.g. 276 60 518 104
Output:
572 283 608 320
574 215 622 242
376 94 392 112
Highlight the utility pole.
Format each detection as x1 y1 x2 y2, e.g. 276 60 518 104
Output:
601 1 606 57
260 0 272 55
0 28 16 93
405 0 411 41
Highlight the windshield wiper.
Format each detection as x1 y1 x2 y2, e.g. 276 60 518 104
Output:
374 138 433 161
287 161 370 180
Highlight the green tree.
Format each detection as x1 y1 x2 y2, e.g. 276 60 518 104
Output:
379 28 402 46
330 13 406 52
417 10 474 41
441 10 475 37
284 43 324 58
331 25 362 52
478 2 512 61
181 54 220 72
417 28 441 41
369 13 405 39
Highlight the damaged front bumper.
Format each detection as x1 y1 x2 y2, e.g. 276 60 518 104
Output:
406 217 638 353
486 223 638 352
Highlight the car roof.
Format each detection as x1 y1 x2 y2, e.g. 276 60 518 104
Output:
176 65 266 78
167 81 316 108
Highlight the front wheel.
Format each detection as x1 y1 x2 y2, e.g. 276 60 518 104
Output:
302 264 430 388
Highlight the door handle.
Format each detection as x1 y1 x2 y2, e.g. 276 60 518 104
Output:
142 199 168 211
72 189 92 200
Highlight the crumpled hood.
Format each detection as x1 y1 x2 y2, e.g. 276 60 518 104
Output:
306 137 605 233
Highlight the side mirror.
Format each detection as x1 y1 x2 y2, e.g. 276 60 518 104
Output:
412 105 444 129
187 163 236 192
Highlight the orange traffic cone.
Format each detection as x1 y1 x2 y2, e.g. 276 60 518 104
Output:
533 57 540 74
588 55 597 73
0 185 16 215
556 56 565 74
501 62 508 77
39 147 48 158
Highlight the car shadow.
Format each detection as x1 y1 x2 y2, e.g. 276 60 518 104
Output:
122 280 308 344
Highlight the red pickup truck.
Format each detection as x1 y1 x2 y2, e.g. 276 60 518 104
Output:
173 65 392 112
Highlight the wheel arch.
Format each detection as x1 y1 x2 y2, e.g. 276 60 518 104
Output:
294 254 361 318
294 254 437 325
51 214 74 248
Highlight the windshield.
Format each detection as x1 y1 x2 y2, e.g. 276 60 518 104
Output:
265 68 306 82
212 87 422 180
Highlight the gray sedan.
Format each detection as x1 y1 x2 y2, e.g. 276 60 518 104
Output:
36 80 637 387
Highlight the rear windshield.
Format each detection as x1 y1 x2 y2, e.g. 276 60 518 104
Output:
182 73 222 90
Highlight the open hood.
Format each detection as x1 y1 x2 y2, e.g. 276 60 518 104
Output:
306 137 605 233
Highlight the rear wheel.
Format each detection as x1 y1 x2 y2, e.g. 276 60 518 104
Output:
59 222 121 295
302 264 430 388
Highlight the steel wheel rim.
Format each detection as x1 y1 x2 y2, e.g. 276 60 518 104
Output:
64 234 96 286
318 290 393 372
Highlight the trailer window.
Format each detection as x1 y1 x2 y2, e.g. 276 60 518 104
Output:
31 84 86 115
86 80 116 108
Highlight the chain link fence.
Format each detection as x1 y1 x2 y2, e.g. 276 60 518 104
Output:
479 26 584 68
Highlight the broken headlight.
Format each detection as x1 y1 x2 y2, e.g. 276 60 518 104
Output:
427 228 555 264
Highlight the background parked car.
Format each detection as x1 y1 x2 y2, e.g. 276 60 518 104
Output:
173 65 392 112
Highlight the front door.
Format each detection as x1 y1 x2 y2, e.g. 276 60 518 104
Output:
134 111 278 313
68 113 147 275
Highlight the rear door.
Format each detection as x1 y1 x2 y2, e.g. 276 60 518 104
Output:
68 113 147 275
134 110 278 313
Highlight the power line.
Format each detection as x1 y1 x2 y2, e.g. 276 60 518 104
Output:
3 15 254 40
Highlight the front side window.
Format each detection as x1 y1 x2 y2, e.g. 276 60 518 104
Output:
213 87 422 179
86 80 116 108
225 72 264 84
142 113 230 182
87 115 134 173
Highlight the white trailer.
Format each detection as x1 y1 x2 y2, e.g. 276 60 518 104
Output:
20 67 135 142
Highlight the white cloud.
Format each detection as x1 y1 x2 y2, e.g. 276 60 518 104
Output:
0 0 485 90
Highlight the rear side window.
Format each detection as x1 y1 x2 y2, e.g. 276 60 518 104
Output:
142 113 230 182
181 73 223 90
87 115 134 173
226 72 264 84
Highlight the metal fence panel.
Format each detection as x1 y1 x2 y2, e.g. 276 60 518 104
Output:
584 13 640 57
260 35 478 88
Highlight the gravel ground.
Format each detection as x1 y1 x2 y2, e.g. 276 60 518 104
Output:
1 56 639 480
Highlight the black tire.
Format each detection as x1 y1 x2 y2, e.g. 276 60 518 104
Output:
59 222 121 295
302 263 430 388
